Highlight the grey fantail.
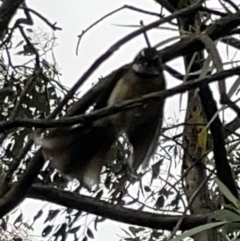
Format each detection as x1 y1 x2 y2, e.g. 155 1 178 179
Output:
34 48 166 189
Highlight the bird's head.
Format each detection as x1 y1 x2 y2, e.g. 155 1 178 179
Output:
132 48 162 77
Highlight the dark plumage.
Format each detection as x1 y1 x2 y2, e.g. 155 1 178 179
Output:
34 48 166 189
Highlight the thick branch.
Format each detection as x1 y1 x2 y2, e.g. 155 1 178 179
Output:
0 150 45 218
161 12 240 63
27 185 208 231
1 67 240 131
198 87 239 199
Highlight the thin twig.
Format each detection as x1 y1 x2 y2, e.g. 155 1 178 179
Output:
224 0 239 12
20 6 62 31
140 20 151 48
199 6 227 17
76 5 165 55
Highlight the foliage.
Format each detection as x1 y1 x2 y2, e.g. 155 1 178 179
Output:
1 0 240 241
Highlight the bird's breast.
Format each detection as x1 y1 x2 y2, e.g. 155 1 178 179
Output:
107 71 164 131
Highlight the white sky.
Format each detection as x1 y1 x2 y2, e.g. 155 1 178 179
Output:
5 0 240 240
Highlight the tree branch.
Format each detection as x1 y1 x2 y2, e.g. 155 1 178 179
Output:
0 150 45 218
198 87 239 199
1 66 240 131
27 185 209 231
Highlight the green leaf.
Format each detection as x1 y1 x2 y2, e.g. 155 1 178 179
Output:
26 28 33 33
177 0 188 9
44 209 60 223
42 225 53 237
129 226 138 236
33 210 43 223
227 75 240 98
87 228 94 239
15 40 24 48
14 213 23 226
222 222 240 235
169 221 227 241
215 178 240 209
155 196 164 209
213 209 240 222
144 186 151 192
69 226 80 234
154 36 180 49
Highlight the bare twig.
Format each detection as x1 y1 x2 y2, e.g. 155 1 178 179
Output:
20 6 62 31
221 36 240 51
224 0 239 12
140 20 151 47
200 6 227 17
76 5 164 55
164 65 184 80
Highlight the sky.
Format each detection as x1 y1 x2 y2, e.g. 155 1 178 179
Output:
5 0 240 240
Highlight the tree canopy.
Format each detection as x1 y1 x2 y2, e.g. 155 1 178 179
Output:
1 0 240 241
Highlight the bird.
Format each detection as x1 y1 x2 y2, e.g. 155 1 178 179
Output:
108 48 166 171
34 47 166 190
